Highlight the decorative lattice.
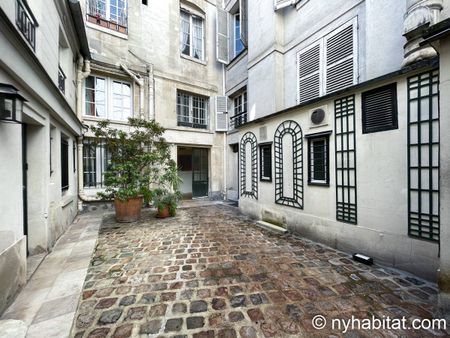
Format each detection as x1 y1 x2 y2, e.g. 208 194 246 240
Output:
335 95 357 224
274 120 303 209
240 132 258 199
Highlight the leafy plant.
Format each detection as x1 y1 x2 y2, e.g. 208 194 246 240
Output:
152 189 182 216
90 118 179 203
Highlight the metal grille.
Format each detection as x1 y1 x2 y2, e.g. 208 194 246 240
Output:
335 95 357 224
274 120 303 209
58 66 66 94
240 132 258 199
16 0 36 50
407 70 440 242
362 83 398 134
83 139 109 188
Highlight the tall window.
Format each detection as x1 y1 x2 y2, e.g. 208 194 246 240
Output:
87 0 128 32
177 92 208 129
84 76 132 121
83 139 110 188
231 91 247 128
180 10 204 60
61 138 69 192
16 0 37 50
234 14 244 56
260 144 272 182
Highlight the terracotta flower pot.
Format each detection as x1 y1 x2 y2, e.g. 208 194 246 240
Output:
114 196 143 223
156 205 170 218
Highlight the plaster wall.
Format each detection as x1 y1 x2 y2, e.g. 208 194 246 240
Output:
238 73 440 281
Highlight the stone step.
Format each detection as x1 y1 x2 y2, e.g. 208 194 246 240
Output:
256 221 288 235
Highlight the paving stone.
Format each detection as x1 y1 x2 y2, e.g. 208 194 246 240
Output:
230 295 246 308
193 330 215 338
186 316 205 329
165 318 183 332
218 328 237 338
112 324 133 338
119 295 136 306
76 313 96 329
172 303 187 314
125 306 147 320
95 297 117 309
239 326 258 338
140 293 157 304
87 328 110 338
247 308 264 322
228 311 244 322
190 300 208 313
211 298 227 310
98 308 123 325
140 319 162 334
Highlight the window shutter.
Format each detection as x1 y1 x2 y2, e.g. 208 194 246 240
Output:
325 20 357 94
297 42 322 103
240 0 248 47
216 9 229 64
362 83 398 134
215 96 228 132
274 0 293 10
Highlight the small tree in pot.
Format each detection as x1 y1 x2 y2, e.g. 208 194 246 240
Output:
152 164 182 218
90 118 178 222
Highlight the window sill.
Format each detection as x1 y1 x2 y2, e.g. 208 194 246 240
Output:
227 49 248 70
86 21 128 40
260 178 272 183
61 194 74 208
180 53 207 65
308 182 330 187
83 115 131 125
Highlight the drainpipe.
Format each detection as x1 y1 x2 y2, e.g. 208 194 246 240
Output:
222 63 227 201
120 63 144 119
76 56 91 210
147 64 155 120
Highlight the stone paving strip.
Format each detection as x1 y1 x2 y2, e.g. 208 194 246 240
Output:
70 205 449 338
0 211 103 338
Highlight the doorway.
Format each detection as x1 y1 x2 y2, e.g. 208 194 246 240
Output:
177 147 209 198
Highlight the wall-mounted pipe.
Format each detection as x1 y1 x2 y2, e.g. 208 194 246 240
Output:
120 63 145 119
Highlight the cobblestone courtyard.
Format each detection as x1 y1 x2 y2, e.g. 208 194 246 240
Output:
71 205 448 338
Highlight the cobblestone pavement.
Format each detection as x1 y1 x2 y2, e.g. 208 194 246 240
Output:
71 205 448 338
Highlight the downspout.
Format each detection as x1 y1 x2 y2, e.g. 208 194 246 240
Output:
147 64 155 120
222 63 227 201
76 56 91 210
120 63 145 119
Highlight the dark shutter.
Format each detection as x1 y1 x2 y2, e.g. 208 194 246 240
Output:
61 139 69 191
362 83 398 134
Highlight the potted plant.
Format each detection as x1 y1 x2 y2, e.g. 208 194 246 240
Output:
90 118 177 222
152 163 183 218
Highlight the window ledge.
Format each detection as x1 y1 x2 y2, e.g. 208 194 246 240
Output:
180 53 207 65
308 182 330 187
86 22 128 40
83 115 131 125
61 195 75 208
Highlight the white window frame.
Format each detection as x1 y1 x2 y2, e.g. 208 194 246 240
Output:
83 76 133 122
233 91 247 116
296 17 358 103
234 13 244 57
177 91 209 128
88 0 128 27
180 9 205 61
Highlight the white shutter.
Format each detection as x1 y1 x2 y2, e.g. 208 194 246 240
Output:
324 18 357 94
216 112 228 132
216 9 229 64
240 0 248 47
215 96 228 132
274 0 294 11
297 41 322 103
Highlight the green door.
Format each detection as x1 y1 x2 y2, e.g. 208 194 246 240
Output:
192 148 208 197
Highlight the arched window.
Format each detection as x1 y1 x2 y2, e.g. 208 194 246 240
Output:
274 120 303 208
240 132 258 199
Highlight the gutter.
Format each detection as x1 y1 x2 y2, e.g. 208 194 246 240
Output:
68 0 91 59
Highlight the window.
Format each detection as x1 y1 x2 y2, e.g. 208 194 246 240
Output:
83 138 110 188
230 91 247 128
87 0 128 33
362 83 398 134
297 18 357 103
16 0 37 50
177 92 208 128
180 10 204 60
61 138 69 191
84 76 132 121
259 144 272 182
307 133 330 186
58 66 66 94
234 14 244 56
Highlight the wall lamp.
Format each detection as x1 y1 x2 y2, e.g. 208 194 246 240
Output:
0 84 26 124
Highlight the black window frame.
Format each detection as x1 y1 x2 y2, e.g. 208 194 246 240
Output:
259 142 272 182
61 138 69 192
362 83 398 134
306 131 331 187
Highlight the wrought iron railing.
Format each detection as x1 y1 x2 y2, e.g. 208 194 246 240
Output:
86 0 128 33
16 0 37 50
230 111 248 129
58 66 66 94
